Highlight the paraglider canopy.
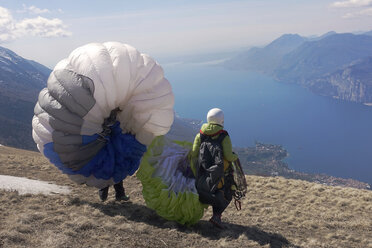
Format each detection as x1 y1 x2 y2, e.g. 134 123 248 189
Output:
32 42 174 188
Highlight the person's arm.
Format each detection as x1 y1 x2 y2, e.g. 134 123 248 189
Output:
190 133 201 158
189 133 201 176
222 135 238 162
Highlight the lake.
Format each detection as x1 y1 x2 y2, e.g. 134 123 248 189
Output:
164 63 372 185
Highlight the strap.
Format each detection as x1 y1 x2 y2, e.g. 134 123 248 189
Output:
234 199 242 211
199 129 227 137
233 191 245 200
216 131 227 144
98 107 122 142
199 130 228 144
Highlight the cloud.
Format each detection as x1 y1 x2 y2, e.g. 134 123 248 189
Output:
0 6 71 43
331 0 372 8
16 17 72 38
331 0 372 18
0 7 17 42
27 5 50 15
342 7 372 17
17 4 50 14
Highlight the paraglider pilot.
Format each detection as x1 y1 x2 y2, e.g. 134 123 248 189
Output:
191 108 238 228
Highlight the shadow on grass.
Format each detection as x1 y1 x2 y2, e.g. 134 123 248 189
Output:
84 200 298 248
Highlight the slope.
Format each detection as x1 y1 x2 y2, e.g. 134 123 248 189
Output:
0 46 51 150
0 145 371 248
224 32 372 104
224 34 306 73
308 56 372 103
275 33 372 84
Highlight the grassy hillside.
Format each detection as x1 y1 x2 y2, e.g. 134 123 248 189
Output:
0 145 371 248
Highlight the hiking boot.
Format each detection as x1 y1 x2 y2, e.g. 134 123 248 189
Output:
114 181 130 201
115 194 130 201
99 186 109 202
209 214 224 229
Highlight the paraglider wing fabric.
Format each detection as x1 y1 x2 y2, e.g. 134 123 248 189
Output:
137 136 207 226
32 42 174 189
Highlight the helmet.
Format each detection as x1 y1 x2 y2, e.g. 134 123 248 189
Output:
207 108 224 126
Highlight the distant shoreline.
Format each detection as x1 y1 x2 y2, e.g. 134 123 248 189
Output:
236 142 371 191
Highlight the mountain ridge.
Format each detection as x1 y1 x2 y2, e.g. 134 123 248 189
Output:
0 46 50 100
0 46 51 150
224 31 372 104
275 33 372 84
225 33 306 73
308 56 372 103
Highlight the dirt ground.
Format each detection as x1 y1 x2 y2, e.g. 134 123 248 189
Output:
0 145 371 248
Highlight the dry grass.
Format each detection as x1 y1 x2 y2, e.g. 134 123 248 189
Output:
0 145 371 248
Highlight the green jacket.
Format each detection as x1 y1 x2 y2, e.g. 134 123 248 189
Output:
190 123 238 175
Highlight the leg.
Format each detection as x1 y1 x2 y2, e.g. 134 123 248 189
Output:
210 190 232 229
114 181 130 201
99 186 109 202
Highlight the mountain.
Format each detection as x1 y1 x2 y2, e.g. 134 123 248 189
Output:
307 31 337 41
0 46 51 150
308 56 372 103
224 34 306 73
0 46 49 100
363 30 372 36
224 32 372 104
274 33 372 85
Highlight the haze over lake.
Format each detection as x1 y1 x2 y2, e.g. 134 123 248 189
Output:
164 63 372 185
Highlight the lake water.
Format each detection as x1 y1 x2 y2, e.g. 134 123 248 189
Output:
164 63 372 185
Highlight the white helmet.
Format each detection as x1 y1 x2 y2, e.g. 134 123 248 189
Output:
207 108 224 126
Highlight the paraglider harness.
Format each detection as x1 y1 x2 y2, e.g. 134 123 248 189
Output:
195 129 247 211
226 158 247 210
98 107 122 142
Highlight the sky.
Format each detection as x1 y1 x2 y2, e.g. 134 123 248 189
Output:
0 0 371 68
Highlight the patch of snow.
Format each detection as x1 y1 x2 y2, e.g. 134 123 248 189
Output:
0 53 13 61
1 65 13 72
0 175 71 195
0 58 10 65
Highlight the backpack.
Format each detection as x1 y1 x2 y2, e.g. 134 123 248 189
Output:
195 130 228 195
